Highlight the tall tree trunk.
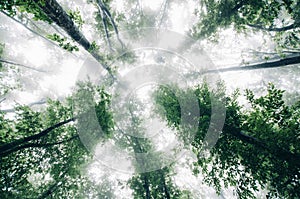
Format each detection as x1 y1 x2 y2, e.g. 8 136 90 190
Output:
33 0 112 73
203 55 300 74
161 172 171 199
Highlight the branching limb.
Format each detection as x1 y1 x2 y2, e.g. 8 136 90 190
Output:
0 135 79 157
95 0 124 49
248 23 299 32
1 98 47 113
95 2 113 51
0 117 77 157
0 58 47 72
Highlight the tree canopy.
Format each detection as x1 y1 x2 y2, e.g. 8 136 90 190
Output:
0 0 299 198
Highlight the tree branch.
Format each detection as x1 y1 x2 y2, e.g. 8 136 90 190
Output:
0 58 47 73
224 124 300 167
203 55 300 74
0 99 47 113
37 169 69 199
248 23 299 32
95 2 113 51
0 117 77 156
32 0 113 76
96 0 124 49
0 98 6 103
157 0 169 28
0 11 60 48
0 135 79 157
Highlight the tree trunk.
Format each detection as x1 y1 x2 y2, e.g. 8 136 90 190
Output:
142 174 151 199
203 55 300 74
33 0 91 51
33 0 112 72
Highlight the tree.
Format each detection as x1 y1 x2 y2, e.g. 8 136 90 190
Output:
113 96 191 198
154 82 300 198
0 82 114 198
0 0 122 74
192 0 300 69
192 0 300 44
1 0 300 198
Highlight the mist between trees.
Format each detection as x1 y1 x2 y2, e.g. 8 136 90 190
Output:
0 0 300 198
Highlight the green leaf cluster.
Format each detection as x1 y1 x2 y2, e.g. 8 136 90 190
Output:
0 0 51 22
67 8 85 29
47 33 79 52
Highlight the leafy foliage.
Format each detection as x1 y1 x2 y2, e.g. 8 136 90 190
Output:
46 33 79 52
0 0 51 22
154 82 300 199
193 0 300 50
0 82 115 198
129 167 186 199
67 8 85 29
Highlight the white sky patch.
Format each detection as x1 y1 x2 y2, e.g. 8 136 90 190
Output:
87 160 133 198
21 39 50 67
93 140 135 173
39 58 82 97
168 2 197 33
141 0 164 11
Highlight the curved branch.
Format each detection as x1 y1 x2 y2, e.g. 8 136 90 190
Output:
203 55 300 74
224 124 300 167
248 23 299 32
0 135 79 157
95 2 113 50
0 117 77 156
96 0 124 49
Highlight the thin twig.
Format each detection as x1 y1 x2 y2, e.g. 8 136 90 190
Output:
0 98 47 113
0 98 6 103
157 0 169 28
0 58 47 73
